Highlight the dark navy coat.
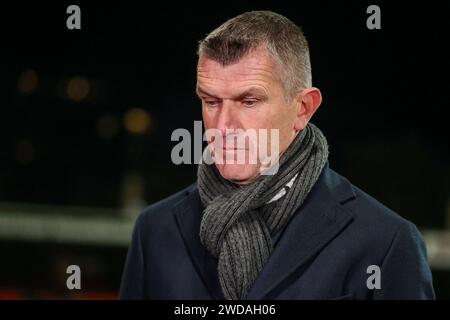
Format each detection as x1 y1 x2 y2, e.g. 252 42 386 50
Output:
119 164 435 299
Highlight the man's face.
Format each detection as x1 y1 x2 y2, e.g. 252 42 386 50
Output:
197 46 299 185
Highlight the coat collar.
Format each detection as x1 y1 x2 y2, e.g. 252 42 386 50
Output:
173 163 356 300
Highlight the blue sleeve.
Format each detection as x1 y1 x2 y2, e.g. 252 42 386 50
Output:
373 222 436 299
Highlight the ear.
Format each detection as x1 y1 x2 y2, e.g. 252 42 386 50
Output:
293 87 322 132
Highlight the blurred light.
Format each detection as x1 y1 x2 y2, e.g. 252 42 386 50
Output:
124 108 151 135
16 140 35 165
121 172 146 219
67 76 90 101
97 114 120 140
17 69 39 95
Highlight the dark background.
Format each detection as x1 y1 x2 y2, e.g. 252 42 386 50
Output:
0 1 449 299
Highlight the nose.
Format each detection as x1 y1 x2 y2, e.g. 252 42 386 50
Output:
215 100 238 136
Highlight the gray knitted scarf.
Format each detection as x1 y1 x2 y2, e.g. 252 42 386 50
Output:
197 123 329 300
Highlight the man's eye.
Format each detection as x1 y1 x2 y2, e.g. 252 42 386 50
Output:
242 100 257 107
205 100 219 108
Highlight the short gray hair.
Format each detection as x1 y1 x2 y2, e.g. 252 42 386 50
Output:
198 11 312 99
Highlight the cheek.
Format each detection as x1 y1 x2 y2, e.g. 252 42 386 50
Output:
202 109 214 128
268 107 297 146
267 104 295 129
241 105 279 129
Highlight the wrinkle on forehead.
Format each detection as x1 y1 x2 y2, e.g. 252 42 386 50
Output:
198 57 274 77
197 48 279 97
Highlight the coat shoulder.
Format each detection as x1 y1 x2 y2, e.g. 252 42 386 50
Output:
325 168 434 299
351 181 414 232
329 168 421 244
135 183 197 230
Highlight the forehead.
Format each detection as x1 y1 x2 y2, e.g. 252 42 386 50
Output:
197 48 279 95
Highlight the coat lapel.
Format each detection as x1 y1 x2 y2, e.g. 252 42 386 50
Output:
173 186 225 299
173 164 356 300
245 166 356 299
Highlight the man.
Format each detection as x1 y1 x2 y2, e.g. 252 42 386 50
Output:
119 11 435 300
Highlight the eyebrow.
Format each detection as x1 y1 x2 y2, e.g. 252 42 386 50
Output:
196 86 268 100
195 86 215 98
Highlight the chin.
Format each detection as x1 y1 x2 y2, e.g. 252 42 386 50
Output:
215 163 259 185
